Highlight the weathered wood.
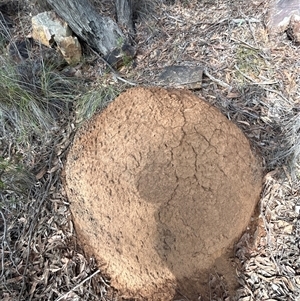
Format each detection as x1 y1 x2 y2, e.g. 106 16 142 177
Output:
115 0 134 32
46 0 125 56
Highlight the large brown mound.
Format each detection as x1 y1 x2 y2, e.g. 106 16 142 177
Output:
65 87 262 300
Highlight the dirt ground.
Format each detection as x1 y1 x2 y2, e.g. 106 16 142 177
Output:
1 0 300 300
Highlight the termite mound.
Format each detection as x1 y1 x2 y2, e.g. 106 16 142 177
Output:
65 87 262 300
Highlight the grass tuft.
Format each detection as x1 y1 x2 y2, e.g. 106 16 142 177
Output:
75 84 119 124
0 156 33 196
0 57 76 145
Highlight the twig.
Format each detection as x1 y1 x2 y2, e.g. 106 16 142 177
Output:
245 14 258 47
234 65 277 84
89 48 136 86
249 81 278 85
234 65 292 103
19 147 57 301
260 184 282 275
203 69 231 89
0 209 7 278
261 87 293 104
234 64 256 83
230 37 260 50
164 12 186 24
0 206 17 277
54 270 101 301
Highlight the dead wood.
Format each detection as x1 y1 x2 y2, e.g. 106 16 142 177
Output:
115 0 134 32
46 0 126 56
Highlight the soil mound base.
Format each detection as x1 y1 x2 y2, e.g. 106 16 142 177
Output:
65 87 262 300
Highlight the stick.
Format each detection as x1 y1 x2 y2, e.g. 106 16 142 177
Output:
203 69 231 89
90 48 136 86
54 270 101 301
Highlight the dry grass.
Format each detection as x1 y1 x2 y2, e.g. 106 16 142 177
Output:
1 0 300 300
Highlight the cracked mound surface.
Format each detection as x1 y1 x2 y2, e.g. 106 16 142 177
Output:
65 87 262 300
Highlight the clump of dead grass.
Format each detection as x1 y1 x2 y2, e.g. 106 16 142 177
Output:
0 37 118 301
75 83 120 124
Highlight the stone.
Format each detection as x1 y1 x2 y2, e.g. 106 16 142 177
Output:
32 11 81 64
158 65 203 89
32 11 71 47
268 0 300 32
65 87 262 300
286 14 300 43
57 36 81 65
